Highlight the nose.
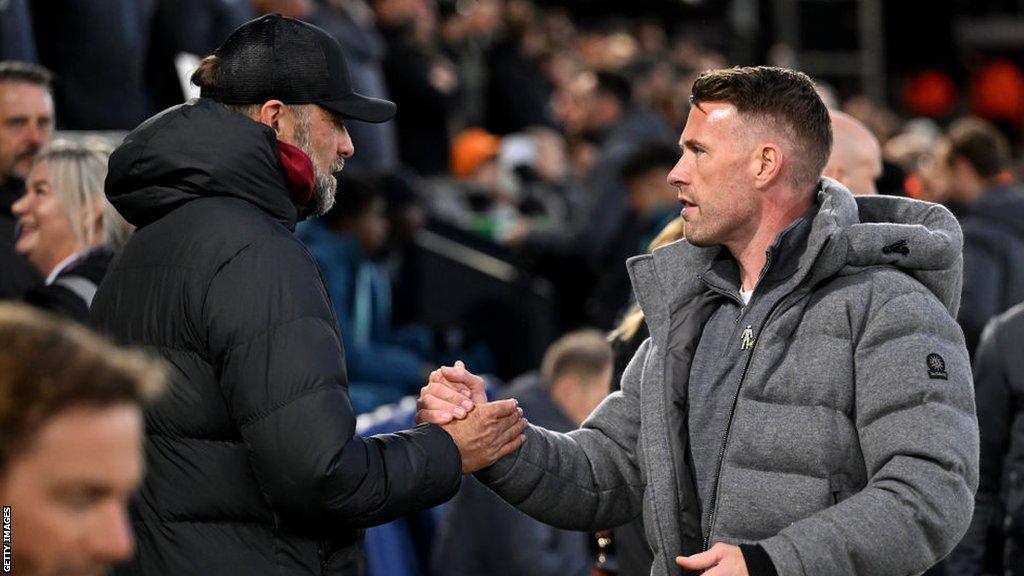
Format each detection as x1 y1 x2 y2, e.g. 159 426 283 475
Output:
86 503 135 563
337 126 354 159
11 190 31 217
667 153 689 188
26 124 44 148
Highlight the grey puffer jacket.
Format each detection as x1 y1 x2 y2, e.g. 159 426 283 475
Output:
477 179 979 576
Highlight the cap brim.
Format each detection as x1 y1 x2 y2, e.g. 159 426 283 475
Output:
319 91 396 123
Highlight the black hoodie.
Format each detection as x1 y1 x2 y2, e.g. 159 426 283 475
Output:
93 99 461 575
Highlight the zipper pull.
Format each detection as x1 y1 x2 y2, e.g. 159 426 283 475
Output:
740 325 755 350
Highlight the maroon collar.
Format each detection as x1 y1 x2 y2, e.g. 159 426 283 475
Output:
277 140 314 215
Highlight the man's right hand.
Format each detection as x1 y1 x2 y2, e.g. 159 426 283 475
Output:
441 398 528 473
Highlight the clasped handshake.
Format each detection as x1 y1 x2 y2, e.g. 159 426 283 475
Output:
415 361 528 473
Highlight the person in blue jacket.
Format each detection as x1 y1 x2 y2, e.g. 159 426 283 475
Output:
300 173 434 408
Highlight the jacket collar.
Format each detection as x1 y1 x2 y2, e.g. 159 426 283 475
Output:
106 98 302 231
700 203 817 301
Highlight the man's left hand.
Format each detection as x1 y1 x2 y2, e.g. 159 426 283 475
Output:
675 543 748 575
416 361 489 425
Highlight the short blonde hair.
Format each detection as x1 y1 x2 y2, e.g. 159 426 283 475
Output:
36 139 133 251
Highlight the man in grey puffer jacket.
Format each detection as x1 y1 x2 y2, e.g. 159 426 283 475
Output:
418 66 979 576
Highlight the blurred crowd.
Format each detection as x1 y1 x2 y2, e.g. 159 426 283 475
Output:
4 0 1024 575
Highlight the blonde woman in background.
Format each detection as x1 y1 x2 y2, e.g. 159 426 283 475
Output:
11 139 132 322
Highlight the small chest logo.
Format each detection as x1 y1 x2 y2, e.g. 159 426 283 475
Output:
882 239 910 256
926 353 948 380
740 325 756 350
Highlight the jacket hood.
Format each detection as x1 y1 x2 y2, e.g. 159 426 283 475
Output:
105 98 300 229
836 185 963 315
628 178 964 334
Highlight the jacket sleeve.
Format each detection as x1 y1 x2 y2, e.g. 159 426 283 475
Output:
759 290 980 575
474 338 649 531
203 237 461 526
947 315 1013 574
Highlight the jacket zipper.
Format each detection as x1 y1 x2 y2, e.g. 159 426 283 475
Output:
702 292 793 550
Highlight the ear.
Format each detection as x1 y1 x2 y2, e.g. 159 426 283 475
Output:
256 100 287 135
751 143 784 189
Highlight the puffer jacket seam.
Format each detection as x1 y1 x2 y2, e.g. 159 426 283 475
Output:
148 433 243 444
200 239 259 333
219 314 336 356
237 383 336 428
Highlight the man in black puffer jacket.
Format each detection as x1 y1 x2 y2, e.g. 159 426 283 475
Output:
92 14 525 575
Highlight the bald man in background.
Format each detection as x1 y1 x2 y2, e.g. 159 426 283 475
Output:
824 110 882 196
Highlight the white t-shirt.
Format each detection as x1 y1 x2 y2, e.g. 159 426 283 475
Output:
739 289 753 306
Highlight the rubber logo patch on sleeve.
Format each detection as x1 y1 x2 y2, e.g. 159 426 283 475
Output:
883 239 910 256
926 353 948 380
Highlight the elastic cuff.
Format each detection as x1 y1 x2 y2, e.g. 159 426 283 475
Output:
416 423 462 481
739 544 779 576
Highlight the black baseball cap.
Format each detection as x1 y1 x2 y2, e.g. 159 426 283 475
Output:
200 13 396 123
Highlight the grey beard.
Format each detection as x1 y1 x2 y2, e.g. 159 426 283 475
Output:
310 170 337 217
309 157 345 217
294 135 344 218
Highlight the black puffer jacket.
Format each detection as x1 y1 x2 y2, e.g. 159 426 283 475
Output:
92 98 461 575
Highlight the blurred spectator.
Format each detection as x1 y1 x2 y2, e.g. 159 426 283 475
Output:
30 0 156 129
928 118 1024 355
0 302 164 576
433 127 575 245
947 303 1024 576
0 0 37 62
823 111 882 196
560 70 673 261
0 61 51 299
439 0 502 131
12 140 131 322
146 0 254 111
483 0 556 135
376 0 460 175
588 143 679 328
432 329 613 576
299 174 435 403
451 126 502 181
